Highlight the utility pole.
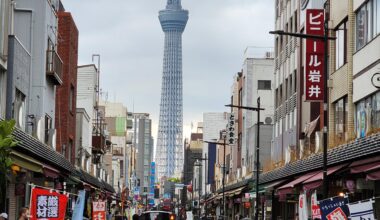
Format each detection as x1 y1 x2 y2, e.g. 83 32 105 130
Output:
226 98 265 220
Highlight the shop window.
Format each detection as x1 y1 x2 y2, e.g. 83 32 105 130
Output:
335 97 348 143
335 20 347 70
356 0 380 51
258 80 271 90
355 91 380 138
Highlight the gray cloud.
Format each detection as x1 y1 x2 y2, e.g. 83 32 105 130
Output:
62 0 274 139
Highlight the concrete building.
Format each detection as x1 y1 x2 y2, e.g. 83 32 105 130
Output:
132 113 154 196
239 48 274 175
8 0 62 146
99 99 132 192
76 64 109 181
55 7 79 164
156 0 189 179
0 0 10 119
202 113 228 197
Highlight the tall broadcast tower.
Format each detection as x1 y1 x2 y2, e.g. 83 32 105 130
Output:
156 0 188 179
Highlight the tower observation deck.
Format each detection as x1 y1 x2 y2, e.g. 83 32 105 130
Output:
156 0 188 179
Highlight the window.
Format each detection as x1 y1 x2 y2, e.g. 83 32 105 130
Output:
238 88 242 106
355 90 380 138
335 20 347 69
258 80 271 90
45 114 52 144
67 139 73 163
14 90 26 131
0 69 5 117
120 160 124 177
356 0 380 51
335 97 347 142
0 0 5 55
69 85 74 113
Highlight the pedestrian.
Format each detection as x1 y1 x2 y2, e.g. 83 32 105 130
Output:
132 214 139 220
18 207 29 220
0 213 8 220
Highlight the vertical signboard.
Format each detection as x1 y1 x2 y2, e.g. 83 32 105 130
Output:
149 162 156 205
92 201 106 220
29 188 68 220
227 113 236 144
305 9 325 102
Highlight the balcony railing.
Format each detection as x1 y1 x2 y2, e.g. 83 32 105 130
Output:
46 50 63 85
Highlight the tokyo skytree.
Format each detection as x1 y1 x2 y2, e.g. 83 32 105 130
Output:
156 0 188 179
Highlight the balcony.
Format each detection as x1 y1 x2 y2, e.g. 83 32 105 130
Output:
112 147 124 156
92 135 106 154
46 50 63 85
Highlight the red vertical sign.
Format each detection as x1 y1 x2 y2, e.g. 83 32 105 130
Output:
92 201 106 220
305 9 325 102
29 188 68 220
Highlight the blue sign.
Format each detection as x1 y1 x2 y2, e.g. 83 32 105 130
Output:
150 162 156 198
319 196 350 220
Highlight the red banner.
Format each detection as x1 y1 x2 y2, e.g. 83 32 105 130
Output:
29 188 68 220
305 9 325 102
92 201 106 220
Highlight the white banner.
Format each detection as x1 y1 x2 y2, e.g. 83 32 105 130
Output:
348 200 375 220
299 193 308 220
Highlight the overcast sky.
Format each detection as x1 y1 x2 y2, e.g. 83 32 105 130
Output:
62 0 274 141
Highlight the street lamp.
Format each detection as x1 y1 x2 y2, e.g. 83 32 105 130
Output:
269 1 335 199
226 97 265 220
204 134 227 220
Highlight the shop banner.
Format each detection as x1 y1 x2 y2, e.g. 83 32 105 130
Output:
298 193 308 220
319 196 349 220
72 190 86 220
311 191 321 219
92 201 106 220
348 200 375 220
29 187 68 220
305 9 325 102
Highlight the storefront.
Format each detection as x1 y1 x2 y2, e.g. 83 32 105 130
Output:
259 132 380 219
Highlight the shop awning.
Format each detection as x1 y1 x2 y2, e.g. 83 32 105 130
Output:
227 186 246 197
303 164 347 184
278 171 320 190
367 170 380 180
10 151 43 173
302 164 347 191
350 161 380 174
264 180 285 191
43 165 60 179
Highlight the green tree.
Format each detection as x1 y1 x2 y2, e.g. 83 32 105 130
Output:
0 120 18 212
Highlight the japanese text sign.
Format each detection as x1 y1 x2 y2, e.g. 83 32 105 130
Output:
92 201 106 220
305 9 325 102
226 113 236 144
30 188 68 220
319 196 349 220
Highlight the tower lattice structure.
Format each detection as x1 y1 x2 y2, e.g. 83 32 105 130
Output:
156 0 188 179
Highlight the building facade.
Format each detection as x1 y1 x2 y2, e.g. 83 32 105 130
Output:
55 9 79 164
156 0 189 179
